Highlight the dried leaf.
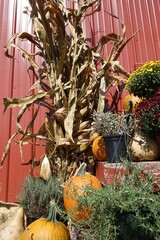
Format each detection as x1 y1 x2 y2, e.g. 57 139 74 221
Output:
45 115 55 142
114 28 140 60
0 133 18 169
19 106 40 148
3 91 47 111
73 120 90 133
4 32 41 58
53 119 64 144
81 0 101 17
16 105 29 134
64 76 77 141
75 106 89 119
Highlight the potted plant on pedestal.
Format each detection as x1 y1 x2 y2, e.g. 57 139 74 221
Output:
92 111 134 163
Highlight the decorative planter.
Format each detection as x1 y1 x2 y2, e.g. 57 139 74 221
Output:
104 134 127 163
129 131 160 161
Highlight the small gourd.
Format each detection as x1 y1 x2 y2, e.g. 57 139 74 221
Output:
92 136 107 161
20 200 70 240
0 207 25 240
63 163 101 221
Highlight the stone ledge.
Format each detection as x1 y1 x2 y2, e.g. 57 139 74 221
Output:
95 161 160 187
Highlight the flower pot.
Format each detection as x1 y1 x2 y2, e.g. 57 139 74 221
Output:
104 134 127 163
129 131 160 161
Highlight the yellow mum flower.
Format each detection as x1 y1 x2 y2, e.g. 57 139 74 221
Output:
125 60 160 98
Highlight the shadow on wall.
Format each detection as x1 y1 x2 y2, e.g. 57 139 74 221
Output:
104 82 126 113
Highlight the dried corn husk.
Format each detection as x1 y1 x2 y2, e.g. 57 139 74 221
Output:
40 155 52 181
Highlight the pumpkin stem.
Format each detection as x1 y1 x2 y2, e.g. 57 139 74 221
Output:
47 200 57 222
74 162 87 176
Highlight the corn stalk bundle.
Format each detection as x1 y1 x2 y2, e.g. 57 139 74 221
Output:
1 0 136 180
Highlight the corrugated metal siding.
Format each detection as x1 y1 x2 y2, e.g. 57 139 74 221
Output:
85 0 160 71
0 0 44 202
0 0 160 202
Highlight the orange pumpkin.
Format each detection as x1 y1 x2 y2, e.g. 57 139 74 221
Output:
92 136 107 161
20 201 70 240
123 93 142 113
63 163 101 221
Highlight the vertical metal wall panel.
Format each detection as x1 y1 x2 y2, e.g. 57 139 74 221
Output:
0 0 160 202
0 0 40 202
0 0 19 202
85 0 160 71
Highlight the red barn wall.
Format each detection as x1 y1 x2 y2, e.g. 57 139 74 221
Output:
0 0 160 202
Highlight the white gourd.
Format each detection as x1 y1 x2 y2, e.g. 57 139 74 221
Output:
129 131 160 161
0 207 25 240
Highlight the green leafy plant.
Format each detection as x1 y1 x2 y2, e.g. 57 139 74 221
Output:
18 176 64 219
72 163 160 240
135 91 160 137
125 60 160 98
1 0 136 180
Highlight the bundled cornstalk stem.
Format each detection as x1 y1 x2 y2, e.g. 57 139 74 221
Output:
2 0 133 181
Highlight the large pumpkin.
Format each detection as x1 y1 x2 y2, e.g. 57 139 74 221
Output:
123 93 142 113
92 136 107 161
63 163 101 221
20 201 70 240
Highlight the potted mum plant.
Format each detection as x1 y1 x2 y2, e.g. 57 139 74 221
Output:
125 60 160 99
92 111 134 163
135 91 160 137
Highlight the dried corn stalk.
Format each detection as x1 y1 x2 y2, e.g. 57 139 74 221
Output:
1 0 136 181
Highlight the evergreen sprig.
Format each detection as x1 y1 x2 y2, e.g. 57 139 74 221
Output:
18 176 64 219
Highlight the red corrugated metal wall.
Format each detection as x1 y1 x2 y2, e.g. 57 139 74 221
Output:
0 0 160 202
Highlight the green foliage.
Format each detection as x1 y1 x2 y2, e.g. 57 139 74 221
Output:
126 60 160 98
73 164 160 240
18 176 64 218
